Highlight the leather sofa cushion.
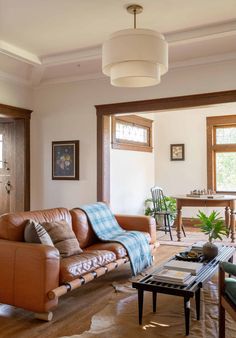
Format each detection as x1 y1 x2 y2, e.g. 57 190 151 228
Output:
42 220 82 258
85 242 127 259
60 250 116 283
85 232 151 259
70 208 98 249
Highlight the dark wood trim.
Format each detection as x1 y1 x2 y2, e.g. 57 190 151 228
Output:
0 103 32 119
0 103 32 211
24 118 31 210
97 114 110 202
96 90 236 115
96 90 236 202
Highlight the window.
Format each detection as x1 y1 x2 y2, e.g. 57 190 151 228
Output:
207 115 236 193
112 115 153 152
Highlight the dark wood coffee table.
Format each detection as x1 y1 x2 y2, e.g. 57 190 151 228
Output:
132 245 235 336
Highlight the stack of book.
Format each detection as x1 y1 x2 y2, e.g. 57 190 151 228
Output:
164 260 203 275
152 259 204 286
152 269 195 286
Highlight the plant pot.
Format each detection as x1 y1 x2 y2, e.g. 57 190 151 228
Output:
155 215 174 229
203 242 218 260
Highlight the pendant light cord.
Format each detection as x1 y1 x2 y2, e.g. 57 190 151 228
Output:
134 9 136 29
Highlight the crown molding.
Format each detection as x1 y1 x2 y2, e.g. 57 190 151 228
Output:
170 51 236 69
0 40 41 65
41 46 101 66
166 20 236 45
0 20 235 70
39 72 105 86
0 20 236 87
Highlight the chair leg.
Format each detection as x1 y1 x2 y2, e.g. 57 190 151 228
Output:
182 224 186 237
164 215 167 234
167 215 173 241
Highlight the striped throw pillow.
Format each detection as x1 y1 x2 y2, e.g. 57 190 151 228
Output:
24 219 54 246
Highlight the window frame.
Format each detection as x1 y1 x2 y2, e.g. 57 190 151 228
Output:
111 115 153 152
207 115 236 193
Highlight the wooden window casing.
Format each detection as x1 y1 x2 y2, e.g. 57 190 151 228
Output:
207 115 236 194
111 115 153 152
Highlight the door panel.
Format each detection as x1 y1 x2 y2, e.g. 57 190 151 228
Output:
0 122 15 214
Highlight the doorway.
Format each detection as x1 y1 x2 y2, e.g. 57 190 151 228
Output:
96 90 236 203
0 103 32 213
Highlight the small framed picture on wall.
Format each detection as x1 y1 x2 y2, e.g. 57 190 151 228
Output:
170 144 185 161
52 140 80 180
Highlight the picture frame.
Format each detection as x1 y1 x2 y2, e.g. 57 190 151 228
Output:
170 144 185 161
52 140 79 180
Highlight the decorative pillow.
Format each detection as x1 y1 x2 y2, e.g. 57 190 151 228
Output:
24 219 54 246
42 220 83 257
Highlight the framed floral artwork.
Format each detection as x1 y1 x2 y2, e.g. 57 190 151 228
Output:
52 140 79 180
170 144 185 161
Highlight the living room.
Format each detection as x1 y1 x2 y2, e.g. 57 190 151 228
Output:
0 1 236 337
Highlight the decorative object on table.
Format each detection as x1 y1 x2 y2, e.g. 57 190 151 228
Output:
186 189 224 199
175 251 204 262
170 144 185 161
195 210 229 260
52 140 79 180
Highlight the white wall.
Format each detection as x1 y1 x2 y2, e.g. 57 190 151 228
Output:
31 59 236 212
0 78 32 108
110 113 155 214
154 103 236 217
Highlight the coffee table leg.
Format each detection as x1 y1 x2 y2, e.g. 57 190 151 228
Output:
138 289 144 325
195 288 201 320
184 297 191 336
152 292 157 312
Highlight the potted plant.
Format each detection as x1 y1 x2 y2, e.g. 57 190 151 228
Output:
195 210 229 259
144 196 177 227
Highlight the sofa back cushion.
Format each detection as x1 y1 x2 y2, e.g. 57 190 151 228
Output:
70 208 98 249
0 208 72 242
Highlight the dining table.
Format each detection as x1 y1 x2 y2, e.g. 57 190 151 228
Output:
171 195 236 243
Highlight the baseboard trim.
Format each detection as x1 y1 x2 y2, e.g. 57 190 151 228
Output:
173 217 200 228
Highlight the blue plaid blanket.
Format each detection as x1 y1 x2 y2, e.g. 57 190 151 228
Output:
79 202 152 276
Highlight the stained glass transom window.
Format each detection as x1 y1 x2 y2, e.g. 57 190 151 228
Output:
116 122 148 144
112 115 153 152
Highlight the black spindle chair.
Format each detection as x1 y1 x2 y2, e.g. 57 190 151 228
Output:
150 186 186 241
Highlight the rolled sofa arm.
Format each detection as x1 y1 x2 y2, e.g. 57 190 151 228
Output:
115 214 156 244
0 239 60 313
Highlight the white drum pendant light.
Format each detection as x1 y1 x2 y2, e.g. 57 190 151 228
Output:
102 4 168 87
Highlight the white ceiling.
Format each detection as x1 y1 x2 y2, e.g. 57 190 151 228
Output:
0 0 236 86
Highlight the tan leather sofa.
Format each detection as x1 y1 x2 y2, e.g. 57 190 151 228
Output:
0 207 156 321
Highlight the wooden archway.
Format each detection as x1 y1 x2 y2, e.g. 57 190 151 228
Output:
96 90 236 202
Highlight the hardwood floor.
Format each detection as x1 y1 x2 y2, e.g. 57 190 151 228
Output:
0 245 185 338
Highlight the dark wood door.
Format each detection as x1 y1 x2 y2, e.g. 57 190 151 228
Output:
0 122 15 214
